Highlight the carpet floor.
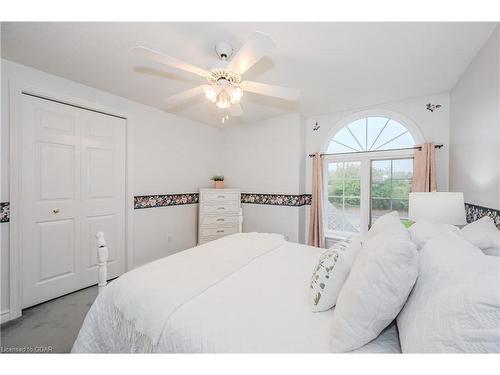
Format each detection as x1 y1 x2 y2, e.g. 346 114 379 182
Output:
0 285 97 353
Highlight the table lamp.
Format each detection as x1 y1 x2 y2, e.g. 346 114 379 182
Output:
408 192 466 225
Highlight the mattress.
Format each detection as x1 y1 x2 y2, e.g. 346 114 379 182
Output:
72 236 401 353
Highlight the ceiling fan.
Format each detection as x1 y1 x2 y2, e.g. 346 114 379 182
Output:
132 31 300 122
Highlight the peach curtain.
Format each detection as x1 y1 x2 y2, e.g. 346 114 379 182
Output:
308 153 325 248
412 143 437 192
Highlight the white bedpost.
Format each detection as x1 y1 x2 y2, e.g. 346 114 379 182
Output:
96 232 109 294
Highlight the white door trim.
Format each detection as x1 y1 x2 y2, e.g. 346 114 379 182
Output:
1 309 11 324
8 80 135 321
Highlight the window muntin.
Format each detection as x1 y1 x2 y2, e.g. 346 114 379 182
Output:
327 117 416 154
326 161 361 233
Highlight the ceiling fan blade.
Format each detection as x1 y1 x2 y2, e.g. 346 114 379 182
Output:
132 46 209 78
228 32 276 75
241 81 300 101
162 85 206 109
230 103 243 117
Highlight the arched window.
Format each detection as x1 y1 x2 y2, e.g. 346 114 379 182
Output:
323 115 420 236
327 117 416 154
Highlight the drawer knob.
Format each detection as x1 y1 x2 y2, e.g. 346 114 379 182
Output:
52 208 60 214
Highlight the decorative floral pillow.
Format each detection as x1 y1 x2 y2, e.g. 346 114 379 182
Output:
310 238 361 312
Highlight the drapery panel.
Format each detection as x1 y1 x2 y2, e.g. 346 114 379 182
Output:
308 153 325 248
412 143 437 192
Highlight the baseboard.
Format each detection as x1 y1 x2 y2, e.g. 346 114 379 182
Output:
0 309 10 324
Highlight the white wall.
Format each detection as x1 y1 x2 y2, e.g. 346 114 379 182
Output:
450 26 500 209
222 113 305 194
1 60 222 317
221 113 306 242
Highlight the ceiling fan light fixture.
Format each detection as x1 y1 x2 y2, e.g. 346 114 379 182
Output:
216 91 230 109
204 86 217 102
230 86 243 104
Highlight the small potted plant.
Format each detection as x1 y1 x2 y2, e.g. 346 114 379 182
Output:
211 175 225 189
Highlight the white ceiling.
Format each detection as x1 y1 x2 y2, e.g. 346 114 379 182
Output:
1 22 497 126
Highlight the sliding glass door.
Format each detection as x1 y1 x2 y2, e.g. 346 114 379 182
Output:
324 152 414 237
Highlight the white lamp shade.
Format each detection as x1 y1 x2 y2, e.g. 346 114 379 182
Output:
408 192 466 225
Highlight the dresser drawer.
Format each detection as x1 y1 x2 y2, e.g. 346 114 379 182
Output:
201 191 240 203
199 226 239 238
200 203 240 214
200 215 240 226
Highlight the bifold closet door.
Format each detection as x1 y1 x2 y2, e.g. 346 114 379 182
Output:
80 109 125 287
20 94 126 308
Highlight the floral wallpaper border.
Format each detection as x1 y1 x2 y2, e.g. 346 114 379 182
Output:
0 202 9 223
241 193 312 207
465 202 500 230
134 193 312 209
0 194 313 220
134 193 199 209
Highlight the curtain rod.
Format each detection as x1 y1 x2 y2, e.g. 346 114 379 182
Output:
308 144 443 158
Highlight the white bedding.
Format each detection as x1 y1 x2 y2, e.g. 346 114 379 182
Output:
397 233 500 353
484 245 500 257
72 233 400 353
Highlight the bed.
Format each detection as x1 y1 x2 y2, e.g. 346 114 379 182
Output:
72 233 401 353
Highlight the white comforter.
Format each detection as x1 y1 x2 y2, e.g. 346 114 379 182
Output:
72 233 400 353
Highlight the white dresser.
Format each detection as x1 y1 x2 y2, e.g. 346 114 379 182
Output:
198 188 242 245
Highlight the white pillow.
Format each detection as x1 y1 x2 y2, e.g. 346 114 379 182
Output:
310 238 362 312
397 233 500 353
460 216 500 250
363 211 408 243
409 220 460 250
329 229 418 352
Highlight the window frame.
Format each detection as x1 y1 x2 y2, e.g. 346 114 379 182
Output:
321 111 424 240
319 110 424 153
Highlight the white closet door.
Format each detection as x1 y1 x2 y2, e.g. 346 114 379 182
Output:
21 95 83 307
20 94 126 308
80 110 125 286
